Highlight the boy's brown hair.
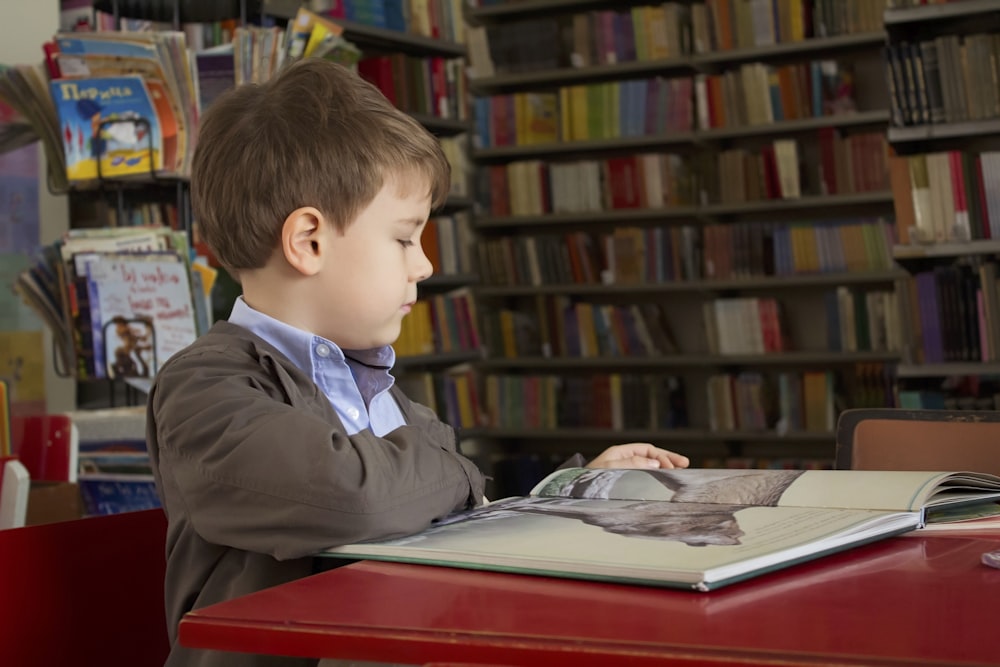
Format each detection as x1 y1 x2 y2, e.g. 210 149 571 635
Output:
191 58 451 272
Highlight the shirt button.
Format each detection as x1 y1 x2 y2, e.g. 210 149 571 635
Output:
316 344 331 357
347 407 360 421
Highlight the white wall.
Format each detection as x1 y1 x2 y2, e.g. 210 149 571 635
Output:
0 0 74 412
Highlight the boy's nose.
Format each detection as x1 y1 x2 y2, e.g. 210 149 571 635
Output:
413 245 434 282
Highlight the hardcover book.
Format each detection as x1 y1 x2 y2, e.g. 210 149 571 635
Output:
323 467 1000 591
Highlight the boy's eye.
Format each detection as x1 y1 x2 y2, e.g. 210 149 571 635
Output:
398 239 415 248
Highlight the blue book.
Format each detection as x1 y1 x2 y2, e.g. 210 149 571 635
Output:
50 75 163 182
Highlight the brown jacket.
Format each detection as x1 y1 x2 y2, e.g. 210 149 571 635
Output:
147 321 485 667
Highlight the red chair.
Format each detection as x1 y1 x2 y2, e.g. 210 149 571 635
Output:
0 509 169 667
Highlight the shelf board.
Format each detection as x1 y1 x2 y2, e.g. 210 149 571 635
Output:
472 132 699 161
692 32 886 66
420 273 477 289
893 239 1000 259
394 350 483 368
476 205 700 228
887 118 1000 143
475 271 907 297
698 110 891 141
470 57 692 92
896 362 1000 378
461 426 834 443
467 0 622 20
440 195 474 211
471 33 886 92
410 114 472 135
884 0 1000 25
472 112 890 161
475 192 894 229
478 351 900 370
699 191 894 216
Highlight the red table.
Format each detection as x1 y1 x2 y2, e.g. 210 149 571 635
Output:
180 533 1000 666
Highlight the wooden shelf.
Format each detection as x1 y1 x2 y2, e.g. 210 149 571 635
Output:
893 239 1000 259
440 195 474 211
468 0 624 20
472 112 890 161
887 118 1000 143
461 426 834 443
692 32 886 67
884 0 1000 25
394 349 484 369
470 33 885 92
698 110 890 141
421 273 478 289
478 351 901 371
896 362 1000 378
411 114 472 135
475 192 894 229
475 271 907 297
472 132 699 161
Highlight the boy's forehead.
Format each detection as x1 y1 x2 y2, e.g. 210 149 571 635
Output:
384 169 434 198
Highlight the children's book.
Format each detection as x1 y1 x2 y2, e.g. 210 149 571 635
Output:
49 74 163 181
322 467 1000 591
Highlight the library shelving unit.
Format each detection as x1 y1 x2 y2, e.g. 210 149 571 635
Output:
882 0 1000 410
463 0 900 485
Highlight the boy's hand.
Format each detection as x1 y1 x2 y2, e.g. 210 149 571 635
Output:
586 443 690 470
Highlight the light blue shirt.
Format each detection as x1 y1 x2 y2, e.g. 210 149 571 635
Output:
228 297 406 436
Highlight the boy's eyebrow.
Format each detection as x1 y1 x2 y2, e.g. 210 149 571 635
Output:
395 217 426 228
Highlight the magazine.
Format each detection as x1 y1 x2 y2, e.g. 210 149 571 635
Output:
322 467 1000 591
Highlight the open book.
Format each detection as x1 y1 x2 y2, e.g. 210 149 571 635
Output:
322 467 1000 591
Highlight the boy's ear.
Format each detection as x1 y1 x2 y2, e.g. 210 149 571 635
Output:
280 206 328 276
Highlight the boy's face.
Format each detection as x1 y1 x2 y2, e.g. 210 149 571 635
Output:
317 175 434 350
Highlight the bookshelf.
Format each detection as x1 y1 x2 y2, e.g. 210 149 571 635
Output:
882 0 1000 410
464 0 899 482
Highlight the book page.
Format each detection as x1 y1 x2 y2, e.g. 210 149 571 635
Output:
530 467 968 512
326 496 918 590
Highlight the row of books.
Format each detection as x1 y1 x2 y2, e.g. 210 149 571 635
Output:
394 287 481 358
475 131 888 219
465 1 883 79
708 369 839 433
13 226 210 381
695 60 856 130
423 212 475 276
466 4 691 79
890 149 1000 245
704 297 787 355
358 54 469 122
825 287 902 353
899 263 1000 364
885 32 1000 127
699 0 886 52
323 0 467 44
717 132 889 204
478 153 702 217
472 77 694 147
475 218 896 288
482 300 679 360
709 362 895 434
483 373 689 431
397 365 484 430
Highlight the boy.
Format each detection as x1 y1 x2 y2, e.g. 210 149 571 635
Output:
147 59 689 667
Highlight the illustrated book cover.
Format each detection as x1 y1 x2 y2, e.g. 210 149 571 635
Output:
323 467 1000 591
49 74 163 181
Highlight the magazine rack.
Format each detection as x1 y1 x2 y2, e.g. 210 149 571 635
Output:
48 114 192 235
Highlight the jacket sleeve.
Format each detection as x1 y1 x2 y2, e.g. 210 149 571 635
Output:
149 343 485 560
